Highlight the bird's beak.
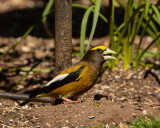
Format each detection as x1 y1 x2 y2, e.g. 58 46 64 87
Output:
103 48 116 60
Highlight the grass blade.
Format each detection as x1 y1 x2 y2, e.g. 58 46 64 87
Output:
80 6 94 59
144 0 150 17
136 34 160 68
72 4 108 23
42 0 54 17
115 0 126 8
85 0 102 52
41 0 54 37
0 25 35 59
151 4 160 24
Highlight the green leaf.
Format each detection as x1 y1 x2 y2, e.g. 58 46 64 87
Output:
72 4 108 23
42 0 54 17
144 0 150 17
41 0 54 37
80 6 94 59
151 4 160 24
0 25 35 59
86 0 102 52
153 13 160 25
114 23 125 35
115 0 126 8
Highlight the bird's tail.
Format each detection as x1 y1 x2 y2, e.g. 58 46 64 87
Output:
19 88 44 106
19 95 42 106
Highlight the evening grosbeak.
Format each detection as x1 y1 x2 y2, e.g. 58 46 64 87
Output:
20 46 116 105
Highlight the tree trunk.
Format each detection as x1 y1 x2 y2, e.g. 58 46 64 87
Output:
54 0 72 74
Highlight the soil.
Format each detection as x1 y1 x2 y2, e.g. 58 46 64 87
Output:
0 36 160 128
0 0 160 128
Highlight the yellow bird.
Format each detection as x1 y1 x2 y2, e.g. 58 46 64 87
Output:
20 46 116 105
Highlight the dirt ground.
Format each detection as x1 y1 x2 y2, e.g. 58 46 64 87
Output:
0 0 160 127
0 35 160 127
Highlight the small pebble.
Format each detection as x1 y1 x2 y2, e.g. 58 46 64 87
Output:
146 36 153 42
143 110 147 115
132 113 136 116
89 116 95 119
21 46 31 53
135 108 143 111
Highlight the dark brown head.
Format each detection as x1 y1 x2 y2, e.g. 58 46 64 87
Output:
82 46 116 66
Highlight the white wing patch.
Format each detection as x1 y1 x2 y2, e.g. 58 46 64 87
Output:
45 74 69 86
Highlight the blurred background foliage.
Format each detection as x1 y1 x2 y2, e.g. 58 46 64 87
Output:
1 0 160 70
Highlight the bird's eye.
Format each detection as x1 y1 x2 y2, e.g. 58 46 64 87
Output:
97 48 103 53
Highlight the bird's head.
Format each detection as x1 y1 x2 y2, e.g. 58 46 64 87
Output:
90 46 116 60
82 46 116 64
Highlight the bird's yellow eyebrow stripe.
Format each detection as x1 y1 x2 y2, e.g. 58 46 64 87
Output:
90 46 106 51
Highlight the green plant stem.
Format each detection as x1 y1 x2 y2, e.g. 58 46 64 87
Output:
136 34 160 68
80 6 94 59
90 0 107 17
0 67 52 73
124 0 142 70
10 56 54 91
42 0 54 17
109 0 116 69
129 0 142 46
136 0 160 64
89 0 95 5
123 0 134 70
85 0 102 52
11 62 41 91
116 4 145 55
140 62 160 69
0 25 34 59
144 0 150 17
134 10 154 69
41 0 54 38
115 0 126 8
73 3 108 59
42 16 54 38
114 23 124 35
72 4 108 23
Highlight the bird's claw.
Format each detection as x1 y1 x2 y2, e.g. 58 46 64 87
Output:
62 97 82 104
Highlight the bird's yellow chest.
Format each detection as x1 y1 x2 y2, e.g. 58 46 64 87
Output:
67 65 98 96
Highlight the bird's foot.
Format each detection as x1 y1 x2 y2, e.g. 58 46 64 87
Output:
62 97 81 104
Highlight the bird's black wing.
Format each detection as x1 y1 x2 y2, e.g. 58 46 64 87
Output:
19 66 85 105
43 65 85 93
